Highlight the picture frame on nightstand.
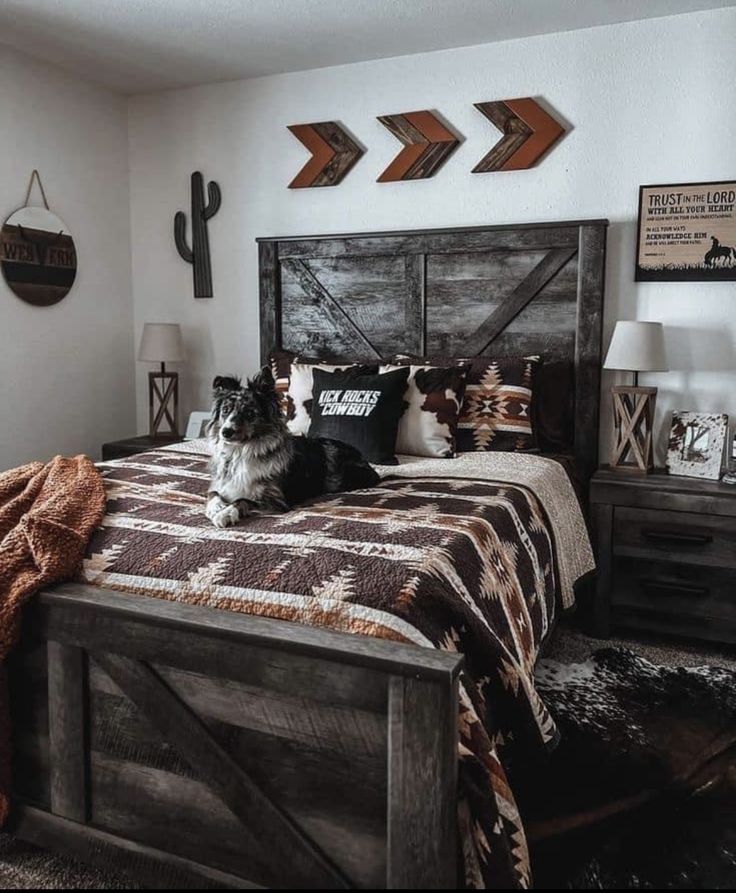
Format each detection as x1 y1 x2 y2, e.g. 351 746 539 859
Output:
666 411 728 481
185 411 212 440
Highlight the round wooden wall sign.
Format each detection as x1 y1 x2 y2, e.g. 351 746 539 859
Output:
1 206 77 306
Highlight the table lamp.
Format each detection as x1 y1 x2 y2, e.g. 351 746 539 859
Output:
603 320 667 473
138 323 185 438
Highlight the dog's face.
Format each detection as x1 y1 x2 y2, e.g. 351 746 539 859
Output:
208 367 281 445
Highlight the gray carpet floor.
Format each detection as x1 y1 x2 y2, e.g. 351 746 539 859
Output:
1 622 734 889
545 623 736 671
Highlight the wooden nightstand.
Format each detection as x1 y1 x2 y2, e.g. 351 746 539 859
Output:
101 434 184 461
590 468 736 645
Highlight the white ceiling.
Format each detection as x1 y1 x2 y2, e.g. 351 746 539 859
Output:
0 0 734 94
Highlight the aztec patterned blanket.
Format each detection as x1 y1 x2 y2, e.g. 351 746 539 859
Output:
80 442 593 889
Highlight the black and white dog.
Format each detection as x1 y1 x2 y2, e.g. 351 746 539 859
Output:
205 368 379 528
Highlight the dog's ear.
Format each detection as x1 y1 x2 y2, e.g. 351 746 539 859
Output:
250 365 275 393
212 375 241 393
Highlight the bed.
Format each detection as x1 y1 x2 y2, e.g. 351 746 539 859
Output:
7 219 607 889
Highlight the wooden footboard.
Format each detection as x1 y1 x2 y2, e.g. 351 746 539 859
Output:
7 583 462 889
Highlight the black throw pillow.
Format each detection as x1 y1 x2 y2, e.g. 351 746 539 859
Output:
308 367 410 465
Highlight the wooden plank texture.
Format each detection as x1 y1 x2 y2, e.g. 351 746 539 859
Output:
272 225 584 260
282 258 383 358
47 642 88 822
472 99 565 172
39 583 462 683
88 660 387 761
258 240 279 360
93 652 350 889
574 223 606 476
591 502 613 637
288 121 364 188
377 111 461 182
387 675 458 889
463 247 577 355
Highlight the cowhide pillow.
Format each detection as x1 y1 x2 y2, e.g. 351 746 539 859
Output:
286 359 379 435
380 363 467 458
392 354 540 453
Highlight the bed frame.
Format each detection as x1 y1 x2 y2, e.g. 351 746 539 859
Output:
8 220 607 889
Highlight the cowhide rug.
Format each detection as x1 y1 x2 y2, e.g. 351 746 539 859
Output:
521 647 736 889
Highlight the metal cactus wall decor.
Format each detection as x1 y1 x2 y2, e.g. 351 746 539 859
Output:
174 171 221 298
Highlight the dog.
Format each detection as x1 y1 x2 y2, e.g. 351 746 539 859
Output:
205 367 380 528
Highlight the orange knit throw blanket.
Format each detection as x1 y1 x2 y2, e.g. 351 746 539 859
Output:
0 455 106 823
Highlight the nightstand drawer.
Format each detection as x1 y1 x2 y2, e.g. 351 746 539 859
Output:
613 557 736 624
613 506 736 569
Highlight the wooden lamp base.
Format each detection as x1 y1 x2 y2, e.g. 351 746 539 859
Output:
148 364 179 438
610 385 657 473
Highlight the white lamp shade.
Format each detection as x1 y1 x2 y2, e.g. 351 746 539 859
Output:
138 323 184 363
603 321 667 373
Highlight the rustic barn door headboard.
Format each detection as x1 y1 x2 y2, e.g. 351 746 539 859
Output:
257 219 607 474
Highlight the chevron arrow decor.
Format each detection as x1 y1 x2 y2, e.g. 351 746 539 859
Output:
287 121 364 188
377 110 461 182
472 98 565 173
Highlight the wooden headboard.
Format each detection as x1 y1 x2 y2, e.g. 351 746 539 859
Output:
257 219 608 475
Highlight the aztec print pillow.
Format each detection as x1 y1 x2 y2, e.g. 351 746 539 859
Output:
380 363 468 458
456 356 540 452
285 358 379 435
309 367 410 465
392 354 540 452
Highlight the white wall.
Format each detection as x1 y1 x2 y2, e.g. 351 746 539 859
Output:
128 7 736 463
0 46 134 470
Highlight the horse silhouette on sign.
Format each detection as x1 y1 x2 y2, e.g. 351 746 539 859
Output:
704 235 735 267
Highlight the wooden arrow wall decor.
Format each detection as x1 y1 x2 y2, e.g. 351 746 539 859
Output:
377 110 461 182
288 121 364 188
472 98 565 173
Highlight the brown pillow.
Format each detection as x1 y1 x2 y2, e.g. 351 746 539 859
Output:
455 356 539 452
533 360 575 453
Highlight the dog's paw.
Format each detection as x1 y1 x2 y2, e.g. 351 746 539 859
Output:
212 504 240 529
205 495 226 523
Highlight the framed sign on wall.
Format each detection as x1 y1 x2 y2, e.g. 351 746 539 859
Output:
635 180 736 282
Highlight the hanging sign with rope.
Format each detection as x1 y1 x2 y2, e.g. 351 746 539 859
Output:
1 170 77 306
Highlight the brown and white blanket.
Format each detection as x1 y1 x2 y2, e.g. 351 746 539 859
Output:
81 441 593 890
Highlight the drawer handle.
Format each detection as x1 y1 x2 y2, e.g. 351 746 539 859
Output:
640 578 710 598
641 528 713 546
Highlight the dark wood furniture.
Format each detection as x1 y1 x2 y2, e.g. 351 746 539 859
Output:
591 467 736 644
259 218 607 478
10 220 608 890
101 434 183 461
